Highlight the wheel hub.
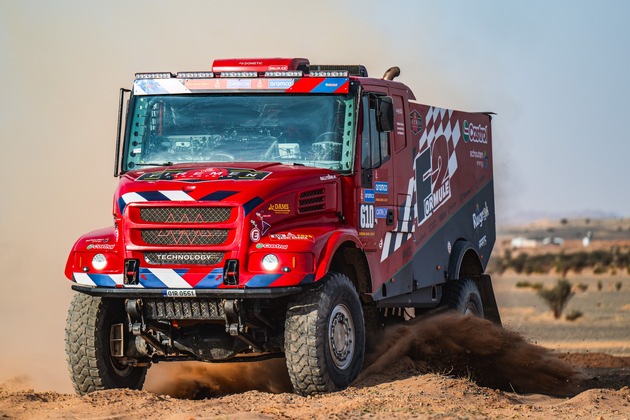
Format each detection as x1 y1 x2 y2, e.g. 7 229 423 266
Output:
328 304 355 370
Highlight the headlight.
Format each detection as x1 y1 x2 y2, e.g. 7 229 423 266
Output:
92 254 107 270
261 254 279 271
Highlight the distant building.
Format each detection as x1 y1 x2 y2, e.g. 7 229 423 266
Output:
511 237 538 249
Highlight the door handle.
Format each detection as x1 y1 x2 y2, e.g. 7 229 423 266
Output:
386 209 394 226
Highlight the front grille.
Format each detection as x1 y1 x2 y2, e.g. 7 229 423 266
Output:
144 251 224 265
298 188 326 213
140 207 231 223
141 229 229 246
144 299 225 320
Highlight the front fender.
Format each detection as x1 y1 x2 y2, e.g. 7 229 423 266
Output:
313 227 362 281
64 226 119 280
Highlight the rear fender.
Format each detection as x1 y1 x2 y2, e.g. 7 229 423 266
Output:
447 240 482 281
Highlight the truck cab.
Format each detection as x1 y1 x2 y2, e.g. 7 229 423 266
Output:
64 57 500 396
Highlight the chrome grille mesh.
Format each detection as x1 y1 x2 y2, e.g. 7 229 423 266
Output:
141 229 229 246
140 207 231 223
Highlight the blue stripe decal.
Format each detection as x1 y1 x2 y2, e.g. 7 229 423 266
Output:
243 196 264 215
118 197 128 215
245 274 283 287
194 269 224 288
299 274 315 284
311 78 346 93
138 268 168 288
84 274 118 287
199 191 238 201
139 191 169 201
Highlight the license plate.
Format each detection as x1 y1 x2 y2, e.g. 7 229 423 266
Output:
163 289 196 297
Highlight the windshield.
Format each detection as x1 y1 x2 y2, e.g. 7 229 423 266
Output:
123 93 356 173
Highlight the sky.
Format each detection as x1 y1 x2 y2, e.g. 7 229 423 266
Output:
0 0 628 391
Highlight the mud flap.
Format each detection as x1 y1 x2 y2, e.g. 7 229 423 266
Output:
476 274 502 326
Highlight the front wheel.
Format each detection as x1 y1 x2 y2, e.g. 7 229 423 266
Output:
284 272 365 395
65 293 148 395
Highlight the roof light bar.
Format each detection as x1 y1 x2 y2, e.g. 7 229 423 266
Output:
135 72 173 79
264 70 303 77
220 71 258 78
176 71 214 79
310 70 349 77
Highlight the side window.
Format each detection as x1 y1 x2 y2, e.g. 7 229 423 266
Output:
362 94 391 169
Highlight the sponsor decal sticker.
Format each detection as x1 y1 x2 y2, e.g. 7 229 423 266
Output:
87 243 115 250
250 227 261 242
269 233 314 241
268 79 294 89
463 120 488 144
255 243 289 250
479 235 487 248
268 203 290 214
374 181 389 194
410 110 423 135
138 168 270 182
375 207 388 219
226 79 252 89
472 202 490 229
320 174 337 181
363 189 375 203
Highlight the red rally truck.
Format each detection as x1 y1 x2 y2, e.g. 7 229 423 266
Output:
64 57 500 396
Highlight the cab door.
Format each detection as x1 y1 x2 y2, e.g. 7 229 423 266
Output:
358 93 395 252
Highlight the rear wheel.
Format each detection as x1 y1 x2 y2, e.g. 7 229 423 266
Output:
444 278 484 318
284 272 365 395
65 293 148 395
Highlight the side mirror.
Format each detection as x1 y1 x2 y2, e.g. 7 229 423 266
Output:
377 96 394 132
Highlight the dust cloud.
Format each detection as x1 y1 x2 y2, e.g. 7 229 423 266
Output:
144 312 580 399
358 312 580 396
144 358 293 399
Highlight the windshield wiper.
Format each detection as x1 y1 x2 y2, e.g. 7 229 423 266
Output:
135 162 174 167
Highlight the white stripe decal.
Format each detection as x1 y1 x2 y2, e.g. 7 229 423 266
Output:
157 79 191 94
160 190 195 201
74 273 96 286
380 232 392 262
109 274 124 285
122 192 148 204
148 268 192 288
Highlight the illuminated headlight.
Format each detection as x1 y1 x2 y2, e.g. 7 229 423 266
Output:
261 254 279 271
92 254 107 270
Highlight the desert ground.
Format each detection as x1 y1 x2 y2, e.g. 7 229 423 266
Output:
0 223 630 419
1 268 629 419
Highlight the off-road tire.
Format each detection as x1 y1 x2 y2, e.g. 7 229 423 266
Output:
444 277 485 318
284 272 365 395
65 293 147 395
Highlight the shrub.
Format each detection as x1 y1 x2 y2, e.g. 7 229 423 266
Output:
565 310 583 321
615 282 622 292
537 279 574 319
597 280 603 291
575 283 588 292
